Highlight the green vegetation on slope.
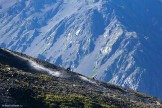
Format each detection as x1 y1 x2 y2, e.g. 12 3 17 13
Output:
36 93 112 108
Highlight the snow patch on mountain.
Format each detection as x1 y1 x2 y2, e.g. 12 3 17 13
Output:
4 49 64 78
79 75 96 84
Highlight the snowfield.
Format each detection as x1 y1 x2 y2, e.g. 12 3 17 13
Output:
5 49 64 78
79 75 96 84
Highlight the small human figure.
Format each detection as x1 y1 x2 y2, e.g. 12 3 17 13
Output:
92 75 97 80
67 67 71 72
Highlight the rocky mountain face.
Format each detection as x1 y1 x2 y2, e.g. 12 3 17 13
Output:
0 0 162 99
0 47 162 108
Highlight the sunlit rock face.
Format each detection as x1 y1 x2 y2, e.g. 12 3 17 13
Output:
0 0 162 98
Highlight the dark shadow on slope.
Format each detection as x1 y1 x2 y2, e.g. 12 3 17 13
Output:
91 9 105 39
8 88 46 108
0 48 46 74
